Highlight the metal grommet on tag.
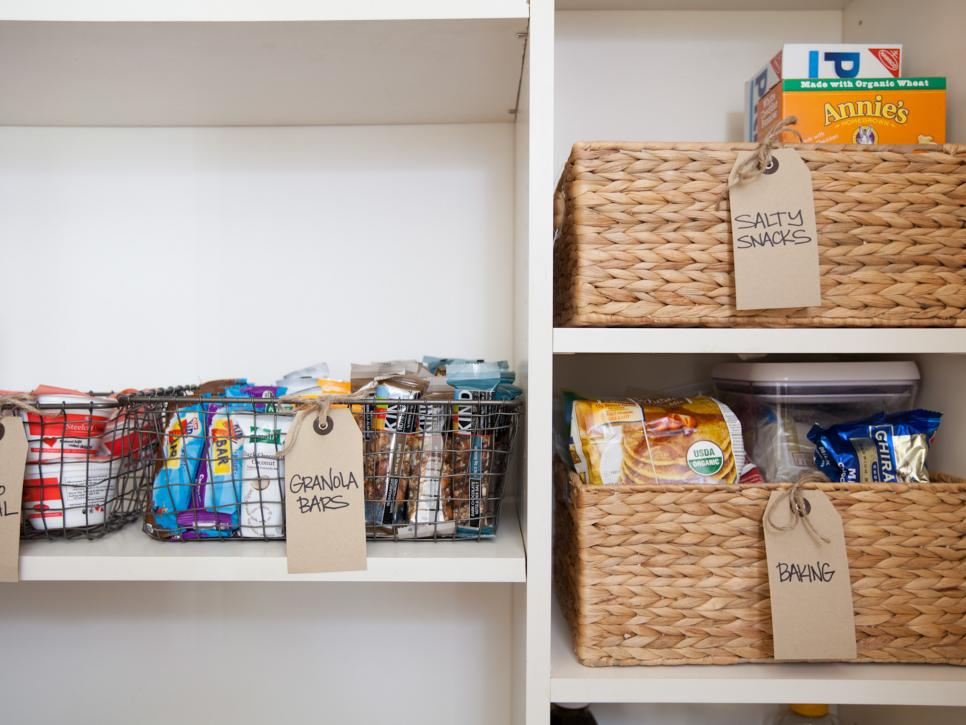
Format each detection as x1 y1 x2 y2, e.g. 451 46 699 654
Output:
763 156 780 175
313 416 334 436
800 497 811 515
0 422 5 441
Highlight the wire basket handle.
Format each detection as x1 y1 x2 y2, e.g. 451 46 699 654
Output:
0 393 49 417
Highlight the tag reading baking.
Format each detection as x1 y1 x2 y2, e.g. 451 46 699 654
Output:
0 415 28 582
729 149 822 310
763 488 857 661
283 407 367 574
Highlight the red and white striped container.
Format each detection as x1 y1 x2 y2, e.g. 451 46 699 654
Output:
21 387 114 462
22 459 116 530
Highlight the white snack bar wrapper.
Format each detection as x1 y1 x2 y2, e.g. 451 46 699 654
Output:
236 412 292 539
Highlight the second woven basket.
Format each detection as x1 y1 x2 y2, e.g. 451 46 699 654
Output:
554 142 966 327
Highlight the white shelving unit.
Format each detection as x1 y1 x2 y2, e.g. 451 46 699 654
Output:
547 2 966 725
0 2 963 725
551 600 966 707
19 507 526 583
0 4 541 725
554 328 966 355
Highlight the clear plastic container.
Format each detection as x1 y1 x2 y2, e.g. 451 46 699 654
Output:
713 361 919 482
772 704 838 724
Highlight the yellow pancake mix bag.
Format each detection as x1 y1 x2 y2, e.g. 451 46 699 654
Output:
569 396 747 486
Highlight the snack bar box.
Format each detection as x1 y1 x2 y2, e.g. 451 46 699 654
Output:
756 77 946 144
744 43 902 141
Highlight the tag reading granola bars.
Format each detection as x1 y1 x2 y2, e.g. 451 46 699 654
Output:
729 149 821 311
284 408 367 574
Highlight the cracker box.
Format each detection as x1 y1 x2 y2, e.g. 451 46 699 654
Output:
745 43 902 141
756 77 946 145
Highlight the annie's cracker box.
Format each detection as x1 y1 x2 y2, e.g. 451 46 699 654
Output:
756 77 946 145
745 44 902 141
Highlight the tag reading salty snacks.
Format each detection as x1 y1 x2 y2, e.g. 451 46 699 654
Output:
729 148 822 311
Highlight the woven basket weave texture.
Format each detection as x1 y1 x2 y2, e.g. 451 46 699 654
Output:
554 143 966 327
555 469 966 666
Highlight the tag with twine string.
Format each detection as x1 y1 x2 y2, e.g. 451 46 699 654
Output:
728 116 822 311
763 482 857 661
275 392 368 574
0 396 33 582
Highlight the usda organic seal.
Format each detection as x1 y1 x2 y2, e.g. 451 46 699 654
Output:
686 440 724 476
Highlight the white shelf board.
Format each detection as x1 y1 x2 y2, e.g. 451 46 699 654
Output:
556 1 848 9
0 16 527 126
554 327 966 355
0 0 529 22
18 506 525 582
550 601 966 706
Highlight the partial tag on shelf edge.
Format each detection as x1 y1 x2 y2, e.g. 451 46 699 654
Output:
729 148 822 311
283 407 367 574
0 415 28 583
763 487 857 662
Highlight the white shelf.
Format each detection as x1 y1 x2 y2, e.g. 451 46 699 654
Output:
0 0 529 22
18 506 525 583
0 14 528 126
556 1 848 9
550 601 966 707
554 327 966 355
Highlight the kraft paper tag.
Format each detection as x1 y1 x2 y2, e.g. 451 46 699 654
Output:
0 416 28 583
763 488 857 661
729 149 822 310
284 407 367 574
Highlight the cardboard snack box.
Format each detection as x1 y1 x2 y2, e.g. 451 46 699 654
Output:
756 77 946 145
745 43 902 141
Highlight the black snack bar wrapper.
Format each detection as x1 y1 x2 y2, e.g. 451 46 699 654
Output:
367 375 427 527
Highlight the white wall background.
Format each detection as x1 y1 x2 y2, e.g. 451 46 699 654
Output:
554 10 842 171
844 0 966 142
0 123 514 390
0 581 512 725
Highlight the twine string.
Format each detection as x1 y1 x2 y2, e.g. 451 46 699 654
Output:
0 393 49 417
729 116 804 189
272 376 388 460
766 478 831 545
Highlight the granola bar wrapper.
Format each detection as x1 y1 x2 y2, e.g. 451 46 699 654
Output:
445 363 504 533
366 375 426 529
406 391 453 534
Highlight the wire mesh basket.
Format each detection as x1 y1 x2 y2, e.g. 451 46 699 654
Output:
123 391 522 541
12 392 165 540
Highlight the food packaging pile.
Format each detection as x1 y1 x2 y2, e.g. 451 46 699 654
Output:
566 361 943 487
745 43 946 144
147 357 521 540
3 385 153 531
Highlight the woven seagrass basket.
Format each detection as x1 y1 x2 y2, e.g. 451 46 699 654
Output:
554 143 966 327
554 466 966 666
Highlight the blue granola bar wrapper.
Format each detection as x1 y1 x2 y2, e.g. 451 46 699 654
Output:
149 404 206 535
807 409 942 483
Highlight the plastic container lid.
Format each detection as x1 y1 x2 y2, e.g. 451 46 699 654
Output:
712 361 919 404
